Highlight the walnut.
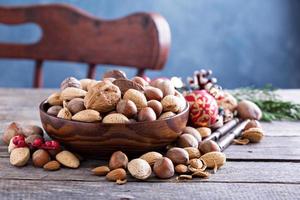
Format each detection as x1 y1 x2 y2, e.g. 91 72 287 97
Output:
84 82 121 113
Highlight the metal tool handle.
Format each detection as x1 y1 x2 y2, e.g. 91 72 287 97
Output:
204 118 239 141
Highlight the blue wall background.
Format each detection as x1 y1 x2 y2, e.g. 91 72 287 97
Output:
0 0 300 89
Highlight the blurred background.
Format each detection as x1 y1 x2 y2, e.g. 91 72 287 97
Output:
0 0 299 88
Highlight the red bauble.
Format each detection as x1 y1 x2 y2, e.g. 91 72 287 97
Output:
185 90 219 127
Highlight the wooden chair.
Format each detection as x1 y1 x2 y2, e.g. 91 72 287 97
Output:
0 4 171 88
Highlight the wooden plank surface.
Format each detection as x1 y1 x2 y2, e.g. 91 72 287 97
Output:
0 88 300 200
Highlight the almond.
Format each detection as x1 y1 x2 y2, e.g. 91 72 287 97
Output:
60 87 87 101
10 147 30 167
60 77 81 90
91 166 110 176
8 137 17 154
56 150 80 169
140 151 163 166
197 127 211 138
128 158 152 180
102 113 129 123
184 147 201 159
106 168 127 181
175 164 188 174
57 107 72 120
241 127 264 143
200 152 226 168
71 109 101 122
80 79 94 91
47 92 63 106
43 160 61 171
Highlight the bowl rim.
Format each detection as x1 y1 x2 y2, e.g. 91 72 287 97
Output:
39 99 189 126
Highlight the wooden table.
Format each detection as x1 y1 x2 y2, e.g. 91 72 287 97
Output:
0 89 299 200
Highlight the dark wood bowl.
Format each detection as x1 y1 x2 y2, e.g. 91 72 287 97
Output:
39 101 189 158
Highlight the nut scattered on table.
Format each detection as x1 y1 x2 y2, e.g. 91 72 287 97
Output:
127 158 152 180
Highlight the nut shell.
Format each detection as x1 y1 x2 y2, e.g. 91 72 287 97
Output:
60 77 81 90
244 120 261 130
241 127 264 143
237 100 262 120
57 107 72 120
161 95 182 113
47 92 63 106
138 107 157 122
184 147 201 159
32 149 51 168
153 157 174 179
166 147 189 165
147 100 163 117
103 70 127 80
177 134 199 148
84 82 121 112
123 89 147 111
200 152 226 168
2 122 23 145
128 158 152 180
10 147 30 167
140 151 163 166
197 127 211 138
106 168 127 181
61 87 87 101
116 99 137 118
113 79 144 95
144 86 163 101
109 151 128 170
56 150 80 169
102 113 129 123
71 109 101 122
67 98 85 114
183 126 202 142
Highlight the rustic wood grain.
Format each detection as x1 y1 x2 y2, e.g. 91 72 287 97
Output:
0 159 299 184
0 4 171 87
0 180 299 200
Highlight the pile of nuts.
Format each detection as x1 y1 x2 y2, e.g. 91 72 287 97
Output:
3 122 80 170
46 70 186 123
91 125 227 184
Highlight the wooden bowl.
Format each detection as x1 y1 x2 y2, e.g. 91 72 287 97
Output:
39 101 189 158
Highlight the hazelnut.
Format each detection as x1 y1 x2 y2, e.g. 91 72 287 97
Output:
128 158 152 180
161 95 182 113
123 89 147 111
102 113 129 123
157 80 175 97
109 151 128 170
150 78 164 88
116 99 137 118
60 77 81 90
237 100 262 120
47 105 63 116
153 157 174 179
183 126 202 142
244 120 261 130
166 147 189 165
103 70 127 80
158 112 176 120
2 122 23 145
84 82 121 112
67 98 85 114
144 86 163 101
175 164 188 174
32 149 51 168
197 127 211 138
138 107 157 122
177 134 199 148
147 100 163 117
199 140 221 154
132 76 148 87
184 147 201 159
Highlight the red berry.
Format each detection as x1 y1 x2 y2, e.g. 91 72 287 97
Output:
12 135 25 145
32 138 43 147
50 140 60 149
45 141 52 147
17 140 27 147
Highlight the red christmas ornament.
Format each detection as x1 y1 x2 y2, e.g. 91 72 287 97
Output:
185 90 218 127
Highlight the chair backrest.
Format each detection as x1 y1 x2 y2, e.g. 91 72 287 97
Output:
0 4 171 87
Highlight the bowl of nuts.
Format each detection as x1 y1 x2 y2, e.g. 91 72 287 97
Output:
39 71 189 157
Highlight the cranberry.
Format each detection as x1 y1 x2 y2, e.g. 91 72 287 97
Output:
45 141 52 147
50 140 60 149
32 138 43 147
12 135 25 145
17 140 27 147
